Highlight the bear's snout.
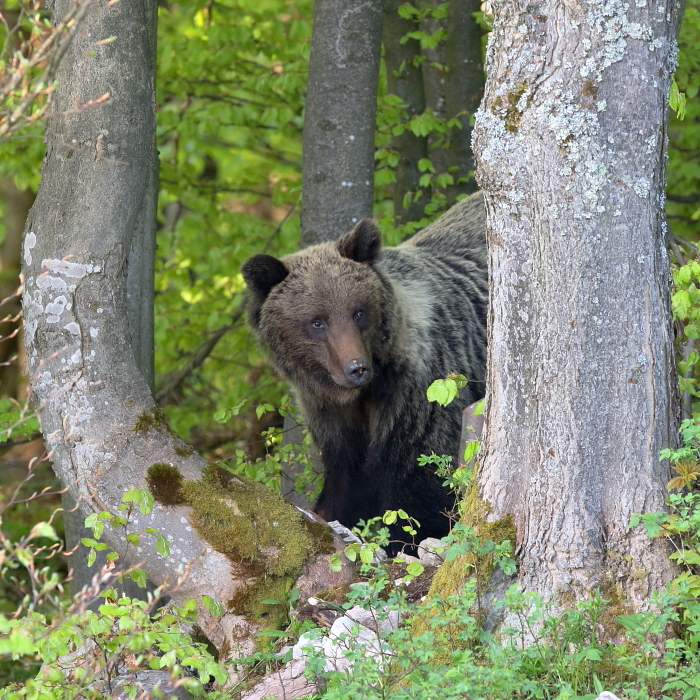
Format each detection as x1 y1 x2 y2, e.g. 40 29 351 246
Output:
343 358 372 386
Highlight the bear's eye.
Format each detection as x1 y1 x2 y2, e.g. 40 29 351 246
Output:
353 309 364 321
310 319 325 329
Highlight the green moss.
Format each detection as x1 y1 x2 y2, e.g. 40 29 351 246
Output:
174 445 195 458
180 464 323 577
491 81 531 133
430 480 515 603
146 462 335 642
229 576 290 631
133 407 176 436
146 463 184 506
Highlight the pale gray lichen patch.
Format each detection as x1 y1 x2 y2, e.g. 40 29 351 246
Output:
24 232 36 265
43 259 101 277
37 275 72 293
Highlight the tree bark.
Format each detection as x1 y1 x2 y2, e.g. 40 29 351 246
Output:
418 0 484 207
472 1 683 612
443 0 483 202
284 0 384 505
0 178 34 398
383 0 429 224
300 0 383 246
21 0 353 659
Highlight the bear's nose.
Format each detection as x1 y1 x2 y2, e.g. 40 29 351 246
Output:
344 359 372 386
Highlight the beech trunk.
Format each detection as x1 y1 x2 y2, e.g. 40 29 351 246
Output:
22 0 352 659
472 1 684 610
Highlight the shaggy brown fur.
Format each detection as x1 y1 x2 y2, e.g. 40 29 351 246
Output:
242 192 487 552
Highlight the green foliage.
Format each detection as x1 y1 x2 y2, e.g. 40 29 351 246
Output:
0 399 39 444
0 591 227 699
213 397 318 496
667 1 700 239
426 373 468 406
154 0 313 453
632 492 700 600
295 546 700 700
0 475 227 695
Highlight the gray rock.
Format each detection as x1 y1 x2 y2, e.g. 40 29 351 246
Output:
417 537 447 566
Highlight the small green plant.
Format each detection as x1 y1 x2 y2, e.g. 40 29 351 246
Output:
81 488 170 589
213 396 319 496
0 478 229 697
426 372 468 406
632 492 700 600
0 588 227 699
0 398 39 444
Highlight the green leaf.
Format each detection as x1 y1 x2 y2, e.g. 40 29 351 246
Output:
129 568 147 588
427 378 460 406
405 561 424 577
329 553 342 572
256 629 289 638
359 546 374 565
156 534 171 557
670 75 687 120
201 595 224 617
383 510 397 525
473 399 485 415
463 440 480 462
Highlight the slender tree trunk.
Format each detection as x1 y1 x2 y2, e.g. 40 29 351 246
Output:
0 179 34 398
472 1 683 613
383 0 429 224
300 0 383 246
283 0 384 506
443 0 483 202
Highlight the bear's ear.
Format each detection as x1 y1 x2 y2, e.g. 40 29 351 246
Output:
337 219 381 263
241 254 289 298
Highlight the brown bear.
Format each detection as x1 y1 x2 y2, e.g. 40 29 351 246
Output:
241 192 487 552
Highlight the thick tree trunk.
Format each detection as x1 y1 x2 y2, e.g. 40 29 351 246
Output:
22 0 352 660
383 0 429 224
472 1 683 612
299 0 383 246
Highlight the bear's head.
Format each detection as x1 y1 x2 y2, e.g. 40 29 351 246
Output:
241 219 396 403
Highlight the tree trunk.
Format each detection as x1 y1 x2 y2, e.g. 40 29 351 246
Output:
471 1 683 613
443 0 483 202
22 0 353 659
282 0 384 506
299 0 383 246
0 178 34 398
61 2 158 601
418 0 484 207
383 0 429 224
